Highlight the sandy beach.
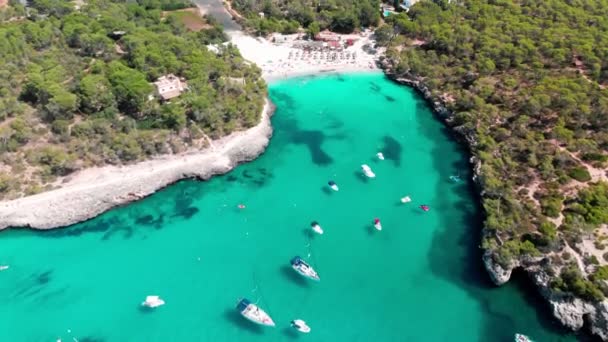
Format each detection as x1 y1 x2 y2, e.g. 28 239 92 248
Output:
228 31 383 82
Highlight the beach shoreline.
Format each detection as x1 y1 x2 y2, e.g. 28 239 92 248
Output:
263 67 383 83
227 31 383 83
0 101 274 230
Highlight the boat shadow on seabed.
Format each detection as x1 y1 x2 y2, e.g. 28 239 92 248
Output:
281 326 301 339
223 308 264 335
279 265 310 288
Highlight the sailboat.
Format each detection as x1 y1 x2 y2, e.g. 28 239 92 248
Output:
237 298 275 327
291 256 320 281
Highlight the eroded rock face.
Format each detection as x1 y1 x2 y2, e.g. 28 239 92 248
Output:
529 261 608 339
554 299 589 330
590 302 608 341
482 250 513 286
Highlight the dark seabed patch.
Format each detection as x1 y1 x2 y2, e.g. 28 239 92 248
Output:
172 206 199 219
272 89 339 166
380 135 402 166
39 216 120 239
369 81 381 92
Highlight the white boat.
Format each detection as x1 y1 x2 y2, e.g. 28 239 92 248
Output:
400 196 411 203
515 334 533 342
291 256 320 281
328 181 339 191
0 265 9 271
376 152 385 160
291 319 311 333
361 164 376 178
237 298 275 327
311 221 323 235
374 218 382 231
141 295 165 308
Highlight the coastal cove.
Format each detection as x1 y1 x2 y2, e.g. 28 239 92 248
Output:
0 74 577 341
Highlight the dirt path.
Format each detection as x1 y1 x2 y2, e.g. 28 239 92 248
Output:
192 0 241 32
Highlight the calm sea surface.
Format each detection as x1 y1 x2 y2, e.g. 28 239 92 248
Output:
0 73 574 341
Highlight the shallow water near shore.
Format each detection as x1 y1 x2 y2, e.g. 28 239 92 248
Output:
0 73 576 341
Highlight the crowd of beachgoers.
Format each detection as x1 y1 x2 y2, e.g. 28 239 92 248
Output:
230 30 383 81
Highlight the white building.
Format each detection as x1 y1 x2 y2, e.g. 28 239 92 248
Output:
153 74 187 101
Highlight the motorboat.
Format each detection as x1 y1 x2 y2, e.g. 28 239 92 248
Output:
291 319 311 333
328 180 339 191
515 334 533 342
400 196 411 203
237 298 275 327
141 295 165 308
420 205 430 212
291 256 320 281
376 152 385 160
374 218 382 231
361 164 376 178
311 221 324 235
0 265 9 271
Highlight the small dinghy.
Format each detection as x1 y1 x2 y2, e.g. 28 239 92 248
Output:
515 334 533 342
400 196 411 203
0 265 9 271
361 164 376 178
141 295 165 308
311 221 324 235
420 205 430 212
376 152 385 160
237 298 275 327
291 256 320 281
291 319 311 333
374 218 382 231
328 180 339 191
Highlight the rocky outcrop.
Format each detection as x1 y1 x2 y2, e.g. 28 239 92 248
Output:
482 251 514 286
380 60 608 340
0 100 275 230
529 265 608 340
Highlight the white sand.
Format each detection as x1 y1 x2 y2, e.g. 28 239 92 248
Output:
229 31 383 82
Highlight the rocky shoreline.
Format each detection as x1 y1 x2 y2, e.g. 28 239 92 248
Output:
381 64 608 341
0 100 275 230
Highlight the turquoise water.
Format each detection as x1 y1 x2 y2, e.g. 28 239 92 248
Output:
0 73 575 341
